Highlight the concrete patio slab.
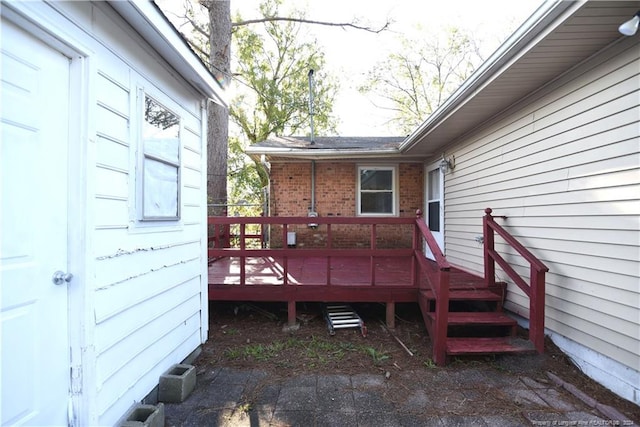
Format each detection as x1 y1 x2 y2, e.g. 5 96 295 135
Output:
164 368 634 427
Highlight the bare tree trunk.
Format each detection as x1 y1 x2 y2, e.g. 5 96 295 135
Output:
205 0 230 216
207 101 228 216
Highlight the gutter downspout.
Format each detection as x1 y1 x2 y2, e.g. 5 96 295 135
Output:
308 69 315 146
311 160 316 217
308 69 318 227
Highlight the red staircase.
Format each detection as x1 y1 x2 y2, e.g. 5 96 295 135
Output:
416 208 548 366
419 273 536 361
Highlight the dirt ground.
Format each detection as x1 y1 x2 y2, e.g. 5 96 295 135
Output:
196 301 640 423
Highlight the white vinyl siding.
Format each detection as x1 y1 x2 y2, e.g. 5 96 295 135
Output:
2 1 214 425
442 36 639 382
95 71 131 231
79 3 208 424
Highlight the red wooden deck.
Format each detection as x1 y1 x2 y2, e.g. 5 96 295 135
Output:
207 211 547 365
208 255 422 303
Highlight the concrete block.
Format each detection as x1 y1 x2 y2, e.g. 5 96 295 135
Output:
120 403 164 427
158 364 196 403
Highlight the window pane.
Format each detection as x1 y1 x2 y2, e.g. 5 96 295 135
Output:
144 97 179 163
428 201 440 231
143 158 178 218
361 169 392 191
428 169 440 199
361 192 393 214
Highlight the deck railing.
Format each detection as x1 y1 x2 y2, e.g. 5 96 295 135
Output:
208 212 450 338
483 208 549 353
207 215 418 286
414 211 451 365
208 222 230 252
208 210 547 362
207 221 264 252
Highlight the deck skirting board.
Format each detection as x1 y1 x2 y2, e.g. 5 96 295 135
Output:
208 284 418 303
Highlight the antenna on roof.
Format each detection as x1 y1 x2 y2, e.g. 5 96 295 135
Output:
308 69 315 145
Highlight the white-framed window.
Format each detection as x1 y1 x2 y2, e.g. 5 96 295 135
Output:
140 94 181 221
357 165 398 216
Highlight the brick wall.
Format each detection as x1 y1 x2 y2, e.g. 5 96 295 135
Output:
268 161 424 248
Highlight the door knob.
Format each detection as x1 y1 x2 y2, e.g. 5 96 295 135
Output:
52 270 73 286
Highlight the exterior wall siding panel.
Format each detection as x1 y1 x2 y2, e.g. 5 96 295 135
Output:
95 297 201 388
93 277 201 355
94 242 201 290
47 2 209 424
96 313 201 423
93 224 202 259
2 1 217 424
443 39 639 384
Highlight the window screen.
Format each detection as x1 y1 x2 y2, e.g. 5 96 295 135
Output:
142 96 180 220
358 167 395 215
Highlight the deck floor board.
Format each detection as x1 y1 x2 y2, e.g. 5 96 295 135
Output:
209 256 486 303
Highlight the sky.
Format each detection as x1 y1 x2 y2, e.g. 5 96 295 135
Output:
158 0 544 137
270 0 544 136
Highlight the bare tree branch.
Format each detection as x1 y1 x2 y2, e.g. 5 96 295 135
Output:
183 14 210 39
199 0 390 33
233 16 390 33
162 4 211 39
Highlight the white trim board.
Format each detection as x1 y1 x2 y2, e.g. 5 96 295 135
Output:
512 313 640 406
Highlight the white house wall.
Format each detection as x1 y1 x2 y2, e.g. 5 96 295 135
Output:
92 8 207 426
443 35 639 404
16 2 211 425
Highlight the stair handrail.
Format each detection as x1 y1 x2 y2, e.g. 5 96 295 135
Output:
483 208 549 353
414 211 450 270
415 210 450 365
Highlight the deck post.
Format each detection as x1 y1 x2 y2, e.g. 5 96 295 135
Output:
327 224 332 285
433 268 450 366
282 224 289 285
529 266 546 353
370 224 376 286
483 208 496 288
386 302 395 329
240 223 246 284
412 210 421 287
287 301 296 326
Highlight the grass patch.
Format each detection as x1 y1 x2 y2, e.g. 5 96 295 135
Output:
224 347 242 360
236 403 252 413
242 341 289 361
363 346 390 365
300 336 358 365
224 335 398 368
423 358 437 369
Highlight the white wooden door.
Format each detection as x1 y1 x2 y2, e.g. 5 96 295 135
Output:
1 21 71 426
424 163 445 260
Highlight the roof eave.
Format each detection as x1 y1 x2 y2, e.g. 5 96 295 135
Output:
110 1 226 106
399 0 583 153
245 147 425 162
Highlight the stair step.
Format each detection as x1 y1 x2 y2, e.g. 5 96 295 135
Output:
427 312 517 326
446 337 535 356
420 289 503 302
